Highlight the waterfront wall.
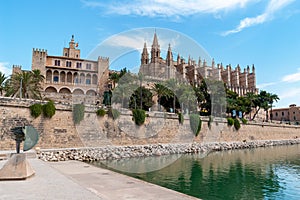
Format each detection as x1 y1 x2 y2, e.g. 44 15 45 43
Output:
0 97 299 150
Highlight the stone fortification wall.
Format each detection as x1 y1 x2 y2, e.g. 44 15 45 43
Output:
0 97 83 150
0 97 300 150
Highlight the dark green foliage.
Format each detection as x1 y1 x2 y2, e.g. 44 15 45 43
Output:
4 69 44 99
241 118 248 124
160 94 180 112
132 109 146 126
73 104 85 124
96 108 106 117
129 86 153 111
29 103 42 118
227 118 234 126
208 115 213 129
42 100 56 118
108 108 120 120
234 118 241 131
189 114 202 136
178 112 184 124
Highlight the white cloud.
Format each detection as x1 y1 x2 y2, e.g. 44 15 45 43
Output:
278 87 300 99
257 81 278 89
282 68 300 83
0 62 11 76
82 0 255 17
222 0 295 36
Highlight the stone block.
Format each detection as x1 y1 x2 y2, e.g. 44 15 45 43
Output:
0 153 35 180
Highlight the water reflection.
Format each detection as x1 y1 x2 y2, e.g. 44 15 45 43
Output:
90 144 300 200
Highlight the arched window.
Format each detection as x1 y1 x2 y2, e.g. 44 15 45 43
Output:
53 71 59 82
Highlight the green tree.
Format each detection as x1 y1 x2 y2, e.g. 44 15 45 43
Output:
177 84 197 114
0 71 7 96
5 70 43 99
151 83 172 111
31 69 45 87
251 90 279 121
164 78 178 112
269 93 280 122
196 80 211 116
109 72 120 89
245 92 257 120
129 86 153 111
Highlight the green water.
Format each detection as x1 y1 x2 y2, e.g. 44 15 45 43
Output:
91 144 300 200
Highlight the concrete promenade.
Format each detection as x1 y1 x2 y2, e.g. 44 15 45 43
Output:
0 152 198 200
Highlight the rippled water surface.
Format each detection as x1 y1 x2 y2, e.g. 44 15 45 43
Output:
91 144 300 200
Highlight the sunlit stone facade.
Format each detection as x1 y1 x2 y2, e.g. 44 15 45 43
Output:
31 35 109 103
140 33 258 96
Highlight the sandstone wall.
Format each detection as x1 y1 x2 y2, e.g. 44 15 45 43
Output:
1 97 299 150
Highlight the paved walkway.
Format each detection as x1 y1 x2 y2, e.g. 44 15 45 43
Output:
0 152 199 200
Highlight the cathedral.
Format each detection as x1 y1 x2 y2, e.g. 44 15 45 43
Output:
139 33 258 96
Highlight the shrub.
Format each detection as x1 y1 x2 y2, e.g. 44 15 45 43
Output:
227 118 234 126
132 109 146 126
189 114 202 136
96 109 106 117
29 103 42 118
108 108 120 120
234 118 241 131
178 112 184 124
73 104 85 124
42 100 56 118
241 118 248 124
208 115 213 129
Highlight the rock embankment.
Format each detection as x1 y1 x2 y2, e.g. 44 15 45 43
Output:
37 139 300 162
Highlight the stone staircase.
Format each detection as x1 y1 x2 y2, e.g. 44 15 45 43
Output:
75 113 111 147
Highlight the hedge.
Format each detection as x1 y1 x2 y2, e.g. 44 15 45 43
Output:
234 118 241 131
227 118 234 126
108 108 120 120
73 104 85 124
178 112 184 124
96 109 106 117
29 103 42 118
189 114 202 136
132 109 146 126
42 101 56 118
241 118 248 124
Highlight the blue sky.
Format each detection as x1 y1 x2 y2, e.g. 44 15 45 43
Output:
1 0 300 108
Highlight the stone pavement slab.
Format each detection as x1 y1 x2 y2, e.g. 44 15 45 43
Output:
0 155 199 200
0 158 100 200
49 160 199 200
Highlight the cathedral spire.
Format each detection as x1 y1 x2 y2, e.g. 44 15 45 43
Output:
152 32 159 48
151 32 161 63
141 42 149 64
166 43 173 66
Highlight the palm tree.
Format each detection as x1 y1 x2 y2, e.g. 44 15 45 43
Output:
245 92 257 120
178 84 197 114
109 72 120 89
5 71 43 99
32 69 45 86
269 93 280 122
0 71 7 96
165 78 178 112
151 83 172 111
